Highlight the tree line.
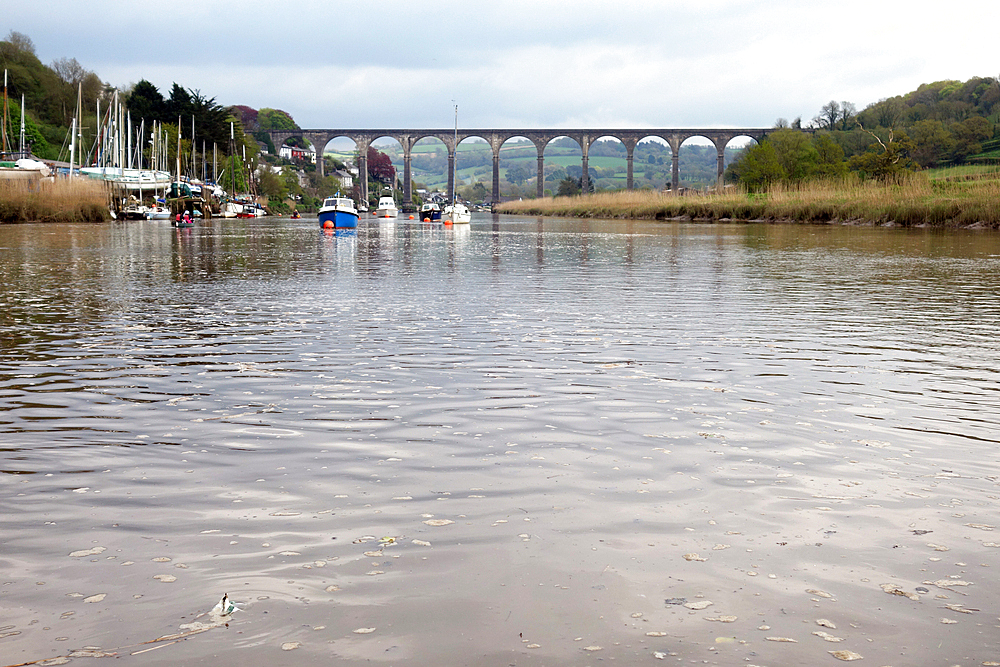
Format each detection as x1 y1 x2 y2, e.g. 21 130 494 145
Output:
728 76 1000 189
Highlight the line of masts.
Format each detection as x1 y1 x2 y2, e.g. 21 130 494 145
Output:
66 89 223 185
2 69 29 158
4 70 254 196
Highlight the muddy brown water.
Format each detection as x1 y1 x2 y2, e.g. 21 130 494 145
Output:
2 216 999 665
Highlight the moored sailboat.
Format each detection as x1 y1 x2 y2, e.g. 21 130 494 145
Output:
443 201 471 224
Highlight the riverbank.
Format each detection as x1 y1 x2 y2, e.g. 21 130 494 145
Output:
498 174 1000 228
0 178 111 223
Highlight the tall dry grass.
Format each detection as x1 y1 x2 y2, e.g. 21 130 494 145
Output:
498 174 1000 227
0 177 111 223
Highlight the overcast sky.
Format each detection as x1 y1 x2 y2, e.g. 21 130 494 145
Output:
6 0 997 132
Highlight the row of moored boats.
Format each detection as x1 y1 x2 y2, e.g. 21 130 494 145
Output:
319 195 471 229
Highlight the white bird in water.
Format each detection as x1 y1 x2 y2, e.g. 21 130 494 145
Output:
212 593 239 616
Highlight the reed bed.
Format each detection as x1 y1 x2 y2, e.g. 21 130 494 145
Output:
498 175 1000 228
0 178 111 223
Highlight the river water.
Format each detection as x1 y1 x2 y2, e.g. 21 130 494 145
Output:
2 215 999 666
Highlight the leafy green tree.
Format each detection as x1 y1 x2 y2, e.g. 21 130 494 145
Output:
505 162 531 185
849 128 916 181
164 83 192 119
768 129 819 181
949 116 990 163
220 153 250 193
910 119 953 168
4 99 51 157
812 134 848 178
254 131 276 155
1 32 71 128
283 167 304 199
257 108 298 131
726 141 784 191
187 89 231 151
126 80 166 122
258 167 286 200
556 176 581 196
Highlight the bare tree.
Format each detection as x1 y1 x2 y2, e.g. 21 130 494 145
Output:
4 30 35 55
52 57 88 85
813 100 841 131
839 101 857 130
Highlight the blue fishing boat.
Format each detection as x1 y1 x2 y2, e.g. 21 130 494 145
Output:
318 196 359 229
420 202 442 222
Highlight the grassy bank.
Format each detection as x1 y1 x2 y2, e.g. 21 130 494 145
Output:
0 178 111 223
498 174 1000 228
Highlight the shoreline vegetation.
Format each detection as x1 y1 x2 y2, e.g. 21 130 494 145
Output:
0 179 111 223
497 174 1000 228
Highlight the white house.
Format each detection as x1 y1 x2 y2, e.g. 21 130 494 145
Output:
278 144 317 164
331 169 353 189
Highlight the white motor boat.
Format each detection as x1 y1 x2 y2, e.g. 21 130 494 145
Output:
145 205 171 220
374 195 398 219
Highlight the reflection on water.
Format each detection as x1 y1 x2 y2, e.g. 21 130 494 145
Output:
2 216 1000 665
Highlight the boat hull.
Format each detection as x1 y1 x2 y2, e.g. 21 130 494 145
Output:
444 203 471 224
122 206 148 220
318 209 359 229
375 196 398 219
80 167 172 190
420 207 442 222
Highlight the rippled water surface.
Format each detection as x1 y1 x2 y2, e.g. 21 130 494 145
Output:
2 216 1000 666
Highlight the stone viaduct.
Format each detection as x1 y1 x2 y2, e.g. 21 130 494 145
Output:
267 128 771 206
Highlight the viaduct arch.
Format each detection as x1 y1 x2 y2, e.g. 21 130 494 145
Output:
267 128 771 206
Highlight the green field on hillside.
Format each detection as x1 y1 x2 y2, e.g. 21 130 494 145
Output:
926 164 1000 180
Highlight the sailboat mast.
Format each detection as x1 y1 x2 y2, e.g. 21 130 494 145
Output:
115 92 122 168
452 102 458 204
190 115 195 180
76 82 82 171
230 122 235 195
95 98 101 167
127 110 132 169
176 116 182 183
20 94 26 157
2 69 8 155
69 116 76 177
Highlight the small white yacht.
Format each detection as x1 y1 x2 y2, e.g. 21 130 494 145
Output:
443 202 471 224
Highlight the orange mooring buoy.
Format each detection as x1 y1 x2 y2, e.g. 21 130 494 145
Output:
323 220 334 229
409 214 414 220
